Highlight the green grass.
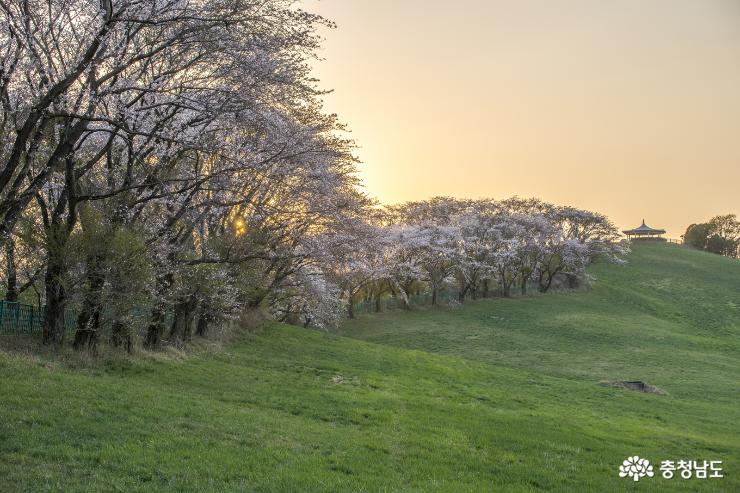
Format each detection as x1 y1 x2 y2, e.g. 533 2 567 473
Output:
1 243 738 491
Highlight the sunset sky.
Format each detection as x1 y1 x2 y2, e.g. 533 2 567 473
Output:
304 0 740 237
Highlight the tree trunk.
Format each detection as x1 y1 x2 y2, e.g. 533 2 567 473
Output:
458 285 469 303
539 272 555 293
521 275 527 295
73 258 106 352
111 321 132 353
432 286 438 305
169 302 185 341
144 306 167 349
5 239 18 302
482 279 490 298
143 270 174 349
248 291 266 308
398 282 411 310
347 301 355 319
400 291 410 310
169 295 197 343
500 270 512 298
195 308 210 337
567 273 579 289
502 281 511 298
374 294 382 313
40 172 79 348
182 303 195 342
72 307 101 352
42 260 67 347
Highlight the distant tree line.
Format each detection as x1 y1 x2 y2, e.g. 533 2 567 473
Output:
683 215 740 258
0 1 626 353
326 197 627 319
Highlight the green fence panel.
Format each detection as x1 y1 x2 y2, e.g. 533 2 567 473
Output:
0 300 179 339
0 301 77 335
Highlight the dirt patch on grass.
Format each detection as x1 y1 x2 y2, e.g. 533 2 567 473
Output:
600 380 667 395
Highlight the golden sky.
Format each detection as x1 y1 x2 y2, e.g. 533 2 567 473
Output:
304 0 740 237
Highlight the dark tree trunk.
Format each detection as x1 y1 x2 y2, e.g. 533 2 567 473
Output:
144 270 174 349
374 294 382 313
347 300 355 319
169 302 184 341
432 286 438 305
538 271 556 293
521 275 528 295
402 281 414 296
144 306 167 349
42 260 67 347
73 258 106 352
169 295 197 343
458 285 469 303
502 281 511 298
111 321 132 353
72 308 100 352
567 273 579 289
482 279 490 298
40 157 80 347
400 293 410 310
181 303 196 342
195 308 210 337
182 304 195 341
500 270 512 298
5 239 18 302
248 292 265 308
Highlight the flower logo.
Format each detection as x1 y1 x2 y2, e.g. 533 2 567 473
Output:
619 456 655 482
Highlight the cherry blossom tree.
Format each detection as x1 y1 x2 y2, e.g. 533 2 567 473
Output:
0 2 628 351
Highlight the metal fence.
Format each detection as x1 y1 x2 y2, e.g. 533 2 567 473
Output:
0 300 177 338
0 301 77 335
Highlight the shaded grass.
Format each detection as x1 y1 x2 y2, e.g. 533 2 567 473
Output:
0 243 738 491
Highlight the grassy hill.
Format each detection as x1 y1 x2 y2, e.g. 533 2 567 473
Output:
1 243 738 492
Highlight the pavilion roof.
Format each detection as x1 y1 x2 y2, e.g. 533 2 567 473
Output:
622 220 666 235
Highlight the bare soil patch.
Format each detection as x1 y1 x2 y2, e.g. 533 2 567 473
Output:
600 380 667 395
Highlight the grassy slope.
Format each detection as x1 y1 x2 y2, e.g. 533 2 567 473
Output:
0 243 738 492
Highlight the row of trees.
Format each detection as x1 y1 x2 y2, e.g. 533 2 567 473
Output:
0 1 626 353
0 0 370 351
325 197 627 319
683 215 740 258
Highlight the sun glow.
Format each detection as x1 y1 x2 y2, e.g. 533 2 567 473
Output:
234 219 247 236
305 0 740 237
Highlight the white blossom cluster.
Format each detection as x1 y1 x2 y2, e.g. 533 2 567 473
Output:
322 197 627 317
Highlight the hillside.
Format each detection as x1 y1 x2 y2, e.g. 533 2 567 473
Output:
343 243 740 400
1 243 738 492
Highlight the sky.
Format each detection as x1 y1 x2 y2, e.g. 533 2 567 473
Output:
303 0 740 237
